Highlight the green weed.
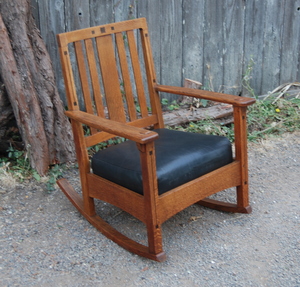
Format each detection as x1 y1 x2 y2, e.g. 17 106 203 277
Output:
161 98 180 111
0 145 65 192
88 136 126 155
46 164 63 192
172 119 235 142
171 97 300 142
247 98 300 140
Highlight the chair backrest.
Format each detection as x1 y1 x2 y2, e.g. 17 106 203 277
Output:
57 18 164 147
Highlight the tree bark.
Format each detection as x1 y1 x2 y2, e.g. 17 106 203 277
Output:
0 80 16 154
0 1 75 174
0 81 14 132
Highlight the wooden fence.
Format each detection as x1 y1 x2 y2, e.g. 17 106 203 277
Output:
31 0 300 101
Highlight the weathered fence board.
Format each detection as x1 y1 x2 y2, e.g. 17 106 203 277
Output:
30 0 39 25
160 0 183 89
137 0 162 81
90 0 114 27
203 0 224 93
243 0 265 96
31 0 300 103
222 0 245 95
182 0 205 85
261 0 285 93
38 0 65 94
280 0 300 84
114 0 136 23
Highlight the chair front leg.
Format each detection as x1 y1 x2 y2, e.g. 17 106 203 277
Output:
233 106 252 213
137 142 166 261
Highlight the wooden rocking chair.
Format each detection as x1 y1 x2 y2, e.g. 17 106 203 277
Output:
56 18 255 262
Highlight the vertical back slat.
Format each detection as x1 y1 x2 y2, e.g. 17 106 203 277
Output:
139 29 164 128
74 40 97 134
84 38 105 118
74 41 94 114
57 35 79 111
96 35 126 122
115 32 137 121
126 30 148 117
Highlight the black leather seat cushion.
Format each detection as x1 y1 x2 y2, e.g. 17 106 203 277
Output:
92 129 233 195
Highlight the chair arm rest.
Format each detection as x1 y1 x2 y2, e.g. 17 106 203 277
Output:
65 111 159 144
155 85 256 107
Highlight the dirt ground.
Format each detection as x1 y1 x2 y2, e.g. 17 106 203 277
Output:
0 131 299 286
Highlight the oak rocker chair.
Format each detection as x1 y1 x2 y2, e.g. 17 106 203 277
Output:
56 18 256 262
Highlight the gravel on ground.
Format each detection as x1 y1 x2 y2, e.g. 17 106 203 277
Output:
0 131 299 287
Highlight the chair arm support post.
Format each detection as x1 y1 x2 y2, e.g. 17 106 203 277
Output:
70 120 96 216
155 85 256 107
137 141 164 256
65 110 159 144
233 106 250 208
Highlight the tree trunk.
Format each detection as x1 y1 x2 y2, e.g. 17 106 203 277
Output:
0 1 75 174
0 80 16 155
